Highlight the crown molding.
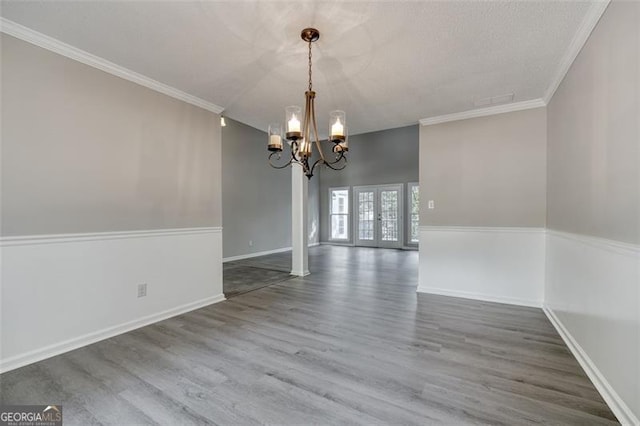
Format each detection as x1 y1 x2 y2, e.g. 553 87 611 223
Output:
419 0 610 127
419 98 546 126
0 18 225 114
543 0 610 104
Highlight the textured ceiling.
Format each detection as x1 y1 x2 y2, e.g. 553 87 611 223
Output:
1 1 595 135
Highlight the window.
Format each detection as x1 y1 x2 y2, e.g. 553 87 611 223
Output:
408 182 419 244
329 187 350 240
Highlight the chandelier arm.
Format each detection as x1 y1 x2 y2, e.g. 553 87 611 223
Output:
290 144 309 176
268 151 294 169
323 158 347 171
308 158 325 177
303 157 312 178
322 150 347 170
290 140 300 162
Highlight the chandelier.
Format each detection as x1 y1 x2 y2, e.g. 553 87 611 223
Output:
267 28 348 179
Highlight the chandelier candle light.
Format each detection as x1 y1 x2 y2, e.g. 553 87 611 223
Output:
268 28 348 179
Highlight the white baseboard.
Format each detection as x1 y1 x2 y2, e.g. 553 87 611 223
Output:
417 286 541 308
223 242 320 263
223 246 292 263
0 294 225 373
543 306 638 426
290 269 310 277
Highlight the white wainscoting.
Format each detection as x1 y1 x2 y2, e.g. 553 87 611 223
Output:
545 230 639 425
0 227 224 373
417 226 546 307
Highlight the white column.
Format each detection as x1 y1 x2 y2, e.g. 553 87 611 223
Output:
291 165 309 276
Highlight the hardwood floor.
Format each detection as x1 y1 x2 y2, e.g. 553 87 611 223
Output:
223 262 293 299
1 246 618 425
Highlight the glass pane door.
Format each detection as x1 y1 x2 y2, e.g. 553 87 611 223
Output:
377 185 402 248
380 190 399 242
355 188 376 247
354 185 403 248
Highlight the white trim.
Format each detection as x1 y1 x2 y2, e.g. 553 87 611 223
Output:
0 227 222 246
420 227 637 252
419 99 545 126
543 307 638 426
222 242 319 263
0 18 224 114
417 286 542 308
542 1 610 103
419 225 545 234
223 246 291 263
547 229 639 257
417 1 610 125
0 294 226 373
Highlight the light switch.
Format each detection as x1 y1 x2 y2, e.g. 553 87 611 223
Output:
428 200 435 209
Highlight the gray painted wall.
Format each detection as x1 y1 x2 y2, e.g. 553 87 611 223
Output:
222 118 291 258
419 108 547 227
221 118 320 258
1 34 222 236
547 2 639 245
318 125 419 244
544 3 640 421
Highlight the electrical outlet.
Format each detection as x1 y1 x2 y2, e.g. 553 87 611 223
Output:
137 283 147 298
249 240 253 247
428 200 435 209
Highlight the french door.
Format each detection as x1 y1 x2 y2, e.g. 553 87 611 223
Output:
354 184 403 248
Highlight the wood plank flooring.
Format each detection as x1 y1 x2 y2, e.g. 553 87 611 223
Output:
223 262 293 299
0 246 618 425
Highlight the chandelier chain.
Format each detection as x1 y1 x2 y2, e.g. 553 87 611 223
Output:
308 41 313 91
